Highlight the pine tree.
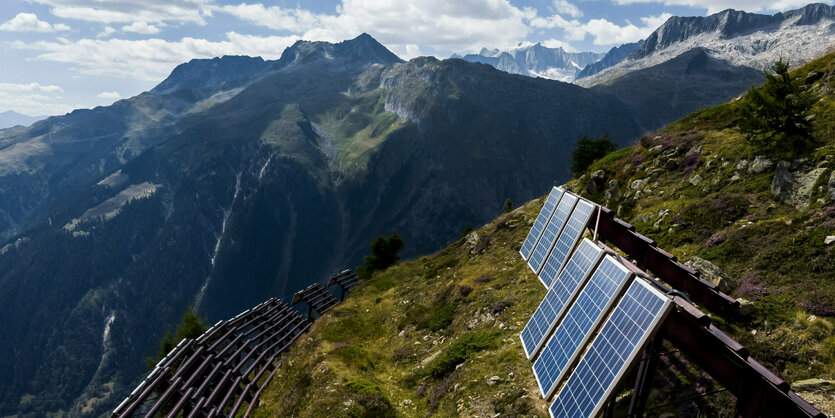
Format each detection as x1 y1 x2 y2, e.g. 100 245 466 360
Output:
738 58 818 153
571 132 617 177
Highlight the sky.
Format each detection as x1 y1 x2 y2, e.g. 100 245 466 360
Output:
0 0 829 117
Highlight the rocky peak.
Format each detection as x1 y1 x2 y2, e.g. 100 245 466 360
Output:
150 55 269 96
274 33 403 71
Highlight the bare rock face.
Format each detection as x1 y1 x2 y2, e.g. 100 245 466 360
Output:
771 161 828 210
685 256 736 293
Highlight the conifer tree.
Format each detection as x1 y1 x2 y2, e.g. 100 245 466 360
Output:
739 58 818 153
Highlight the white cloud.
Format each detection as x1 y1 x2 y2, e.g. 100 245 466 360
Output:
609 0 825 14
97 26 117 38
122 22 160 34
0 82 73 116
96 91 121 99
12 32 299 81
31 0 213 24
553 0 583 18
219 0 533 53
0 13 70 32
531 12 672 45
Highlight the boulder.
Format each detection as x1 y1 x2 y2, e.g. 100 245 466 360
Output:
587 170 606 194
825 236 835 246
630 178 648 190
771 161 828 210
685 256 737 293
736 159 749 170
604 180 619 201
829 171 835 202
689 174 703 186
737 298 756 316
748 156 773 174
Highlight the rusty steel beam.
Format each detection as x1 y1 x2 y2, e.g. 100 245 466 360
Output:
660 297 824 418
589 206 740 316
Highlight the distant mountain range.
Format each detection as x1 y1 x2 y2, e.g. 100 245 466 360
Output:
578 3 835 86
0 110 45 129
452 43 604 82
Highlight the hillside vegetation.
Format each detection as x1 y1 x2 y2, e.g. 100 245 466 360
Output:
252 52 835 416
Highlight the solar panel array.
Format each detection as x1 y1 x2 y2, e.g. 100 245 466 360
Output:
520 238 603 360
538 200 596 288
532 255 634 399
520 187 564 260
528 193 578 277
549 279 671 418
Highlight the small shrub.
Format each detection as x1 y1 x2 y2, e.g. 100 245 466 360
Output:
492 299 513 314
474 274 494 283
426 331 498 378
503 198 513 213
632 155 647 166
705 232 725 248
428 303 458 331
358 234 405 280
458 285 473 297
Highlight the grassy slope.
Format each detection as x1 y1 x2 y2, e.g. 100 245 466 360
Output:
253 52 835 416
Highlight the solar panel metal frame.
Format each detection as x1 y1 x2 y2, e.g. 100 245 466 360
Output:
520 238 605 360
548 278 672 418
532 254 634 400
520 187 565 261
538 199 597 289
528 193 578 277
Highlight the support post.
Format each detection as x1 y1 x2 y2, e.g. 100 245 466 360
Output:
628 336 663 417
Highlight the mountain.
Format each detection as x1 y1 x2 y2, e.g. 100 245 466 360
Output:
454 43 604 82
0 110 45 129
253 50 835 417
575 40 642 79
0 34 641 416
578 3 835 88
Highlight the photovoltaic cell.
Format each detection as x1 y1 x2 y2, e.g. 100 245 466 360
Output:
520 187 565 261
539 200 596 288
549 279 672 418
529 193 578 276
532 255 633 400
520 239 604 360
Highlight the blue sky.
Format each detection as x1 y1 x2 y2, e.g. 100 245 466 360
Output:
0 0 829 116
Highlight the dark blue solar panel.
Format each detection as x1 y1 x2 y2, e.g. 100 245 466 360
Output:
520 187 564 261
520 239 603 360
529 193 578 276
549 279 671 418
539 200 595 288
532 256 633 400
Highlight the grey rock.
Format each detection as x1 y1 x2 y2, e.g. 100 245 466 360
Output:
736 159 749 170
647 144 663 155
648 168 665 181
587 170 606 194
661 147 679 159
737 298 756 316
793 378 835 392
686 145 703 157
825 236 835 245
689 174 703 186
748 156 773 174
829 171 835 202
771 161 828 210
630 178 648 190
486 375 501 386
685 256 736 293
604 180 620 201
664 158 678 171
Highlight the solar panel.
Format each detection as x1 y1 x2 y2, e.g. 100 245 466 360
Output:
549 279 672 418
539 200 596 288
520 187 565 261
520 239 604 360
529 193 578 276
532 255 633 400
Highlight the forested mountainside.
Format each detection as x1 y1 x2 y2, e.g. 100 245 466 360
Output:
0 34 642 416
252 52 835 417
